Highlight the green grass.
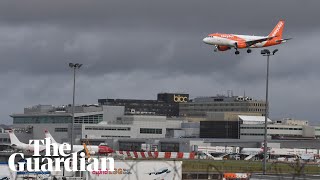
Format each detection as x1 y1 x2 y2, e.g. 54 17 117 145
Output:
182 160 320 174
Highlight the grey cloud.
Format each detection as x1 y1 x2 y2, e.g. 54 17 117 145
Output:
0 0 320 124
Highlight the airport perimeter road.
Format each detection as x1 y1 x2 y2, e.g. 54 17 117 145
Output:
251 174 320 180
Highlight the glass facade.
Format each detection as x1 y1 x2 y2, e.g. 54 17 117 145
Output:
200 121 239 139
160 142 179 152
85 127 131 131
13 116 72 124
98 97 181 117
180 101 266 117
140 128 162 134
13 114 103 124
119 142 142 151
101 135 130 138
54 128 68 132
74 114 103 124
241 126 303 130
0 138 9 143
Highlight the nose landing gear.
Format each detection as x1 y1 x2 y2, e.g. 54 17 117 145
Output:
247 49 252 53
214 45 218 52
235 51 240 55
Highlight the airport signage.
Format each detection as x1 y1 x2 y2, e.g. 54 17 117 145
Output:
173 95 188 103
223 173 250 179
87 160 182 180
8 138 115 172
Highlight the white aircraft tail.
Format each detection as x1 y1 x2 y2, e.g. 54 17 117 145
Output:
44 129 58 144
8 130 23 145
244 154 255 161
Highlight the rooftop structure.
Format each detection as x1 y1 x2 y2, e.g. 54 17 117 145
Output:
239 115 272 124
180 95 266 117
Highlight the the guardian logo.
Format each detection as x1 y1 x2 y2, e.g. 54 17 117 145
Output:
8 138 115 172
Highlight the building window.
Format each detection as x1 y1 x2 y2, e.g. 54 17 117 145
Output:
140 128 162 134
101 135 130 138
119 142 142 151
74 114 103 124
13 116 71 124
85 127 131 131
160 142 179 152
54 128 68 132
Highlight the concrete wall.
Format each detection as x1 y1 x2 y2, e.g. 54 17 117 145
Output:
240 124 307 140
303 126 315 137
206 112 262 122
13 123 71 143
82 116 169 139
103 106 125 122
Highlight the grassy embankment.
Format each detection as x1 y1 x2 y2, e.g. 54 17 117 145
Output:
182 159 320 174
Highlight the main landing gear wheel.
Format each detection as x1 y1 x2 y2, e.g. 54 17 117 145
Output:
235 51 240 55
247 49 252 53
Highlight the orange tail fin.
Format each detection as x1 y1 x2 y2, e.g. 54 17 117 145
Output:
268 20 285 39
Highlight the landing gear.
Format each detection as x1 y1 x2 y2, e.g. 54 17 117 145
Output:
234 42 240 55
214 45 218 52
247 49 252 53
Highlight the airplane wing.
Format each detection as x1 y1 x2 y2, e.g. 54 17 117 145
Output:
245 36 276 47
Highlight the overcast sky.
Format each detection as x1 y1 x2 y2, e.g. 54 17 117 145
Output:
0 0 320 124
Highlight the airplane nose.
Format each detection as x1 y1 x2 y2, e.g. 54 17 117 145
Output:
203 37 210 44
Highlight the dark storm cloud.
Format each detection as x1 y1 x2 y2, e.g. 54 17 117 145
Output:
0 0 320 124
0 0 319 31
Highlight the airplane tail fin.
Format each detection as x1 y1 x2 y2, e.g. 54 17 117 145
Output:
44 129 58 144
268 20 285 40
8 130 23 145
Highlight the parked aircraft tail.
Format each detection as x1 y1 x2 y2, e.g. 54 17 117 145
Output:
8 130 23 146
44 129 58 144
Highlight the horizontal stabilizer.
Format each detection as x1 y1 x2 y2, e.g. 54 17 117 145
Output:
276 38 292 43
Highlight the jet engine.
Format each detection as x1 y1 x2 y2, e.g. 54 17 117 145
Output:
235 41 247 48
217 45 231 51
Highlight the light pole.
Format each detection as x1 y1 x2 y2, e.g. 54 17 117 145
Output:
69 63 82 153
261 49 278 175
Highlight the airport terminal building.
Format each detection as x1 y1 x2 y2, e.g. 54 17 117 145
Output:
4 93 320 152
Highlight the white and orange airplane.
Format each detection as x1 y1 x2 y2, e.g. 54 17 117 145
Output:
203 20 291 54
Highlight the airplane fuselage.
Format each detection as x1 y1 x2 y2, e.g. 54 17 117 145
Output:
241 148 263 155
203 34 275 48
11 143 46 152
